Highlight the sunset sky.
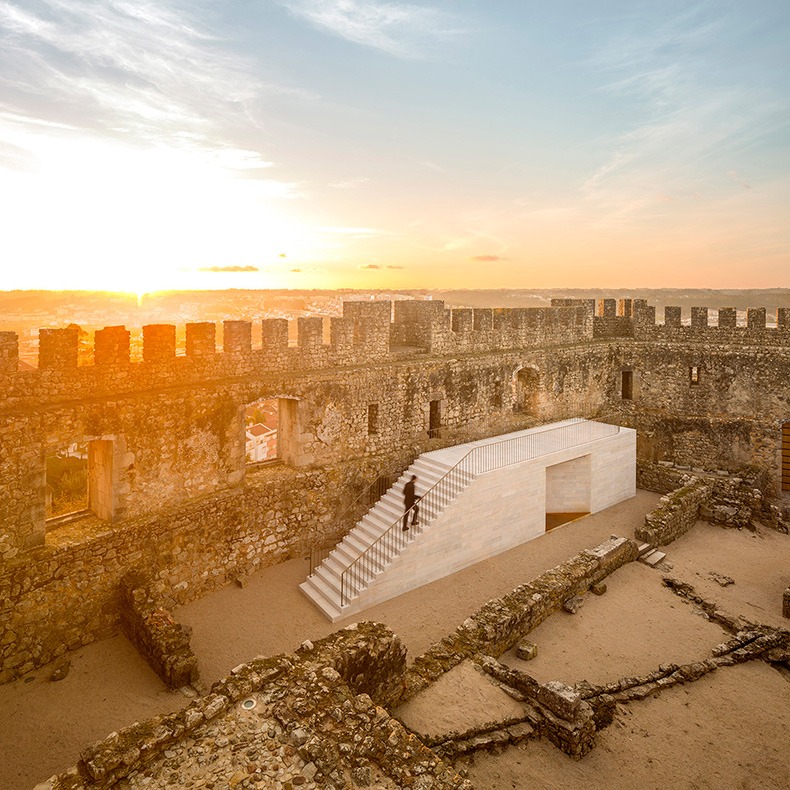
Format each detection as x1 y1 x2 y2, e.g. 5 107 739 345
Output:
1 1 788 292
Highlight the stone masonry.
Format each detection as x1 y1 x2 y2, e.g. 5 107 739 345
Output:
2 298 790 683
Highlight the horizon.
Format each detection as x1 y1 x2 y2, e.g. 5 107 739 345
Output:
1 1 789 291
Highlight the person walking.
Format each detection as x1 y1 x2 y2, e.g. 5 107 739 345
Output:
402 474 419 531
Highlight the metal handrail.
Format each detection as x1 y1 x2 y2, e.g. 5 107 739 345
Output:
339 420 620 606
309 473 396 575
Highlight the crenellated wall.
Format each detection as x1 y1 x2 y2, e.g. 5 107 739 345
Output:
2 296 789 684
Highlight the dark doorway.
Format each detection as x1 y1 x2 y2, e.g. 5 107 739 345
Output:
428 400 441 439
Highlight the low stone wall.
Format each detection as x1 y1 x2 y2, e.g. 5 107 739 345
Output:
477 656 596 758
636 479 712 546
41 622 470 790
118 573 199 689
637 460 789 533
401 536 639 702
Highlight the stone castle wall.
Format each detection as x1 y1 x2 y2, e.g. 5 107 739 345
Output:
2 297 790 684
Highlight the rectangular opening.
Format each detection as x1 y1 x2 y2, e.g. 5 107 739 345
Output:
782 423 790 492
621 370 633 400
428 399 441 439
367 403 379 435
690 365 700 385
545 455 591 532
46 443 89 521
245 398 279 463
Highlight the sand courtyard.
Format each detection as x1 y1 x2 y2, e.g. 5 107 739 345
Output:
1 489 788 790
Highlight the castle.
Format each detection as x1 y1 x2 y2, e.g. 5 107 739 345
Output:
1 297 789 686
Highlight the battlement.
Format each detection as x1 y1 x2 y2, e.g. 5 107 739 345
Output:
590 300 790 346
0 300 595 393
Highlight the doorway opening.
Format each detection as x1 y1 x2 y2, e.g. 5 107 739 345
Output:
515 366 540 416
428 400 441 439
545 455 591 531
782 423 790 492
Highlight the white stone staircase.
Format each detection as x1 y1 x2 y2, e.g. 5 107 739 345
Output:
299 454 472 621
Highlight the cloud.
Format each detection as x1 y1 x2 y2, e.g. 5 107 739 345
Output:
319 226 386 235
277 1 463 58
0 0 301 177
198 265 259 273
290 267 303 272
580 7 790 226
330 176 370 189
359 263 380 269
386 264 403 269
470 254 507 262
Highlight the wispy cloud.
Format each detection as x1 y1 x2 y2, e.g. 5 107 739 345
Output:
198 265 259 273
330 176 370 189
470 254 507 262
319 226 387 235
0 1 299 173
359 263 380 269
581 6 790 227
277 1 463 58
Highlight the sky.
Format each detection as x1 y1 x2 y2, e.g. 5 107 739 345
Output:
0 0 788 292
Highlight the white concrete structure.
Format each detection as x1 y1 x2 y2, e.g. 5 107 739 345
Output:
300 419 636 621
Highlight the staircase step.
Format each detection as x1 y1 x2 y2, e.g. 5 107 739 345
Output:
304 574 341 608
299 580 343 621
641 550 666 566
637 542 653 556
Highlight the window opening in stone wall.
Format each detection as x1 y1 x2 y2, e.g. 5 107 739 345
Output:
46 443 88 520
621 370 633 400
782 423 790 492
690 366 700 385
245 398 279 463
367 404 379 435
428 400 441 439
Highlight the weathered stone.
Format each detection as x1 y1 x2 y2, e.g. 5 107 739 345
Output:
515 640 538 661
563 596 585 614
590 582 607 596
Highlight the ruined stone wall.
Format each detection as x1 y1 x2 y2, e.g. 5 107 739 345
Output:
635 480 712 547
0 302 609 560
4 297 790 686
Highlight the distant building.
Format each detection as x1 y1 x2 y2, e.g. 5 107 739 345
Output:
246 420 277 462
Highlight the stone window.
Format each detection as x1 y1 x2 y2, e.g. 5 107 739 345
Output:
46 439 116 525
367 404 379 435
689 366 700 386
244 398 279 463
621 370 633 400
45 443 88 521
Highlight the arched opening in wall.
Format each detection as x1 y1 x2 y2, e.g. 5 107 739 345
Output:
514 366 540 416
244 398 281 464
782 423 790 492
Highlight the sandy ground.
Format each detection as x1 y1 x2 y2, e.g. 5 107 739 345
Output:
501 560 728 686
177 490 663 684
397 660 527 738
2 489 787 790
460 662 790 790
0 635 186 790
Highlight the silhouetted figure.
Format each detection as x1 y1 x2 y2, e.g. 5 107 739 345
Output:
402 474 419 531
